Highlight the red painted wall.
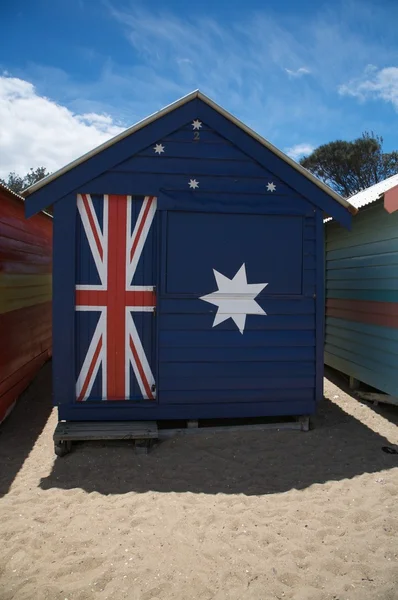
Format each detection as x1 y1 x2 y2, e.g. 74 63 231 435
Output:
0 185 52 422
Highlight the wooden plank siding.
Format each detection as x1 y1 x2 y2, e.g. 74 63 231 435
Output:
24 94 351 422
325 202 398 396
0 186 52 422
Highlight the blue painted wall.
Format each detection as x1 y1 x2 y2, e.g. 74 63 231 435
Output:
25 97 350 421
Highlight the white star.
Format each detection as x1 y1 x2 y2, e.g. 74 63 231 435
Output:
200 263 268 334
188 179 199 189
192 119 202 130
267 182 276 192
153 143 165 154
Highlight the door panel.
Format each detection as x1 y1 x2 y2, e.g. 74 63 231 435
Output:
159 209 314 406
74 194 157 402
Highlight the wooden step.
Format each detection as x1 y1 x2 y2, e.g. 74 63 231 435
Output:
54 420 158 442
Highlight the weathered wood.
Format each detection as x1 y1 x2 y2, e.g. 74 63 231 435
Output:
349 376 360 390
54 420 158 442
298 416 310 432
134 440 152 455
158 420 302 439
54 440 72 457
356 391 398 407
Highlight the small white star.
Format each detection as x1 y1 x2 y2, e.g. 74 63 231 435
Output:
188 179 199 189
267 182 276 192
192 119 202 130
153 143 165 155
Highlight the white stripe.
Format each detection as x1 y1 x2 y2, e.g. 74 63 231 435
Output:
129 306 155 312
76 305 106 311
126 196 157 287
76 284 106 291
125 195 132 290
128 285 155 292
77 194 106 286
127 312 156 399
76 311 105 401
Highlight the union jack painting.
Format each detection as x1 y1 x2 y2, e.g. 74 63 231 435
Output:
75 194 157 402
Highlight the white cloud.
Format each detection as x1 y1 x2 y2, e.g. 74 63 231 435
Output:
339 65 398 110
285 67 311 78
0 75 125 179
285 143 315 161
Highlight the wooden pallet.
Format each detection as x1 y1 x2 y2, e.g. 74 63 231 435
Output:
355 391 398 407
159 416 310 438
53 421 158 456
348 376 398 407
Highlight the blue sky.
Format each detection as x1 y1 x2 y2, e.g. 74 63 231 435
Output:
1 0 398 178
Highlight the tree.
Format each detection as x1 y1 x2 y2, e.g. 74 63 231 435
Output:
299 132 398 198
0 166 50 194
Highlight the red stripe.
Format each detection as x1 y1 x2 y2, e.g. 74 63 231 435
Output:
327 298 398 328
106 195 127 400
77 336 102 402
130 196 154 263
76 289 108 306
129 335 154 400
327 298 398 315
82 194 103 261
75 289 155 307
125 289 156 306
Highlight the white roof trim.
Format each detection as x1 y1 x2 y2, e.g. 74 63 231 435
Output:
23 90 355 212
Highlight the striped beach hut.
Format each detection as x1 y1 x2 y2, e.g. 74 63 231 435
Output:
0 182 52 422
325 173 398 403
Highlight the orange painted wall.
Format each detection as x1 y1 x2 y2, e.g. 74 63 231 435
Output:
0 185 52 422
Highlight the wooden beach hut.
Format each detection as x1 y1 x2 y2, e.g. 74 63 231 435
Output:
0 182 52 422
23 91 354 431
325 174 398 404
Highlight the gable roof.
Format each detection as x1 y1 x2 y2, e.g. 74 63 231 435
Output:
23 90 356 221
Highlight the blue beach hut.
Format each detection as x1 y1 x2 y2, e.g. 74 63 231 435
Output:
24 91 354 425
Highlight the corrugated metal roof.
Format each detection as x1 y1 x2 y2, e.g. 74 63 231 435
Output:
347 173 398 209
0 181 24 201
0 181 53 219
22 89 356 214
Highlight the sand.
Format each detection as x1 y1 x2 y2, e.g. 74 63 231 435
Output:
1 363 398 600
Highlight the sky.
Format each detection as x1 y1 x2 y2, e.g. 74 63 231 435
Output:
1 0 398 179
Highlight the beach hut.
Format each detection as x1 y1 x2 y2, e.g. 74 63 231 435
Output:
325 174 398 404
23 91 354 430
0 182 52 422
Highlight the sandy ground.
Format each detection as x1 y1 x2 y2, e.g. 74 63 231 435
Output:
1 364 398 600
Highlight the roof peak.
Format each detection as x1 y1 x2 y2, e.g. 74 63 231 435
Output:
22 91 355 216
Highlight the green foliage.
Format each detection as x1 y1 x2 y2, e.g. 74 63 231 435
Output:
299 132 398 198
0 166 50 194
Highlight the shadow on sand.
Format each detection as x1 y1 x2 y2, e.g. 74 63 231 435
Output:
0 361 53 497
325 365 398 428
38 370 398 496
1 361 396 497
